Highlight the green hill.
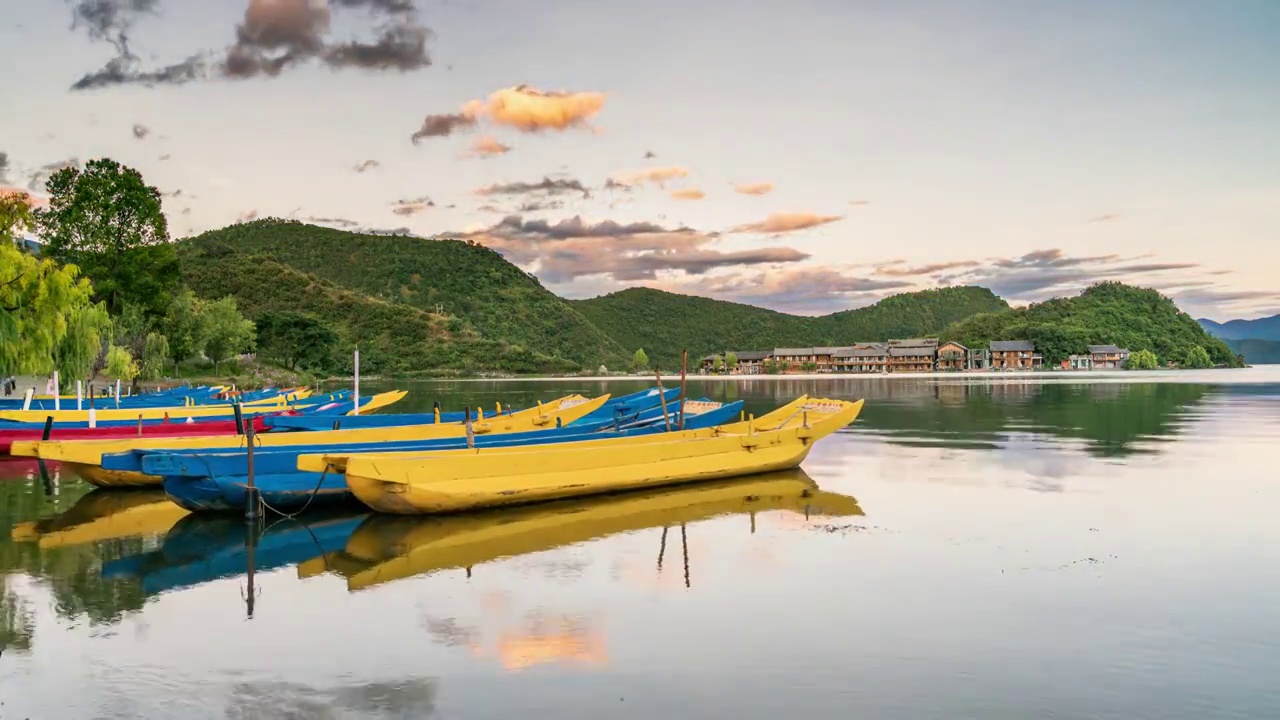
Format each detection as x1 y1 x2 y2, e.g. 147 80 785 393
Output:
1226 338 1280 364
943 282 1243 367
570 286 1010 368
177 219 629 374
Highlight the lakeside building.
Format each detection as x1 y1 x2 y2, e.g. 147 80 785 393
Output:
833 344 889 373
990 340 1043 370
1088 345 1130 369
936 341 969 371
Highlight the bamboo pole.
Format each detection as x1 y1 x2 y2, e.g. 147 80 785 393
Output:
678 349 688 430
654 370 671 431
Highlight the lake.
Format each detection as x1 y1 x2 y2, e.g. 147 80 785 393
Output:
2 368 1279 719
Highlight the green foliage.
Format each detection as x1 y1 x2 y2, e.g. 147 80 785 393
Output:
943 282 1242 368
178 219 628 370
162 288 209 367
632 348 649 372
175 226 591 375
800 362 818 373
104 345 139 380
34 158 178 316
1 190 35 242
713 355 725 372
572 286 1009 369
1127 349 1158 370
0 242 111 379
201 297 256 373
1183 345 1212 369
725 351 738 369
761 359 783 375
256 310 339 371
139 332 170 380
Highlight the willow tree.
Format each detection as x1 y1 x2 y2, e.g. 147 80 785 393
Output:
0 242 111 379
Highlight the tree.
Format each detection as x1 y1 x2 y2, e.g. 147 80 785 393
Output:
1127 349 1158 370
104 345 139 381
202 297 255 373
1 189 35 243
725 351 738 371
255 311 339 371
139 332 170 381
34 158 179 316
712 355 725 373
1 240 111 379
1183 345 1212 369
162 288 208 368
632 348 649 372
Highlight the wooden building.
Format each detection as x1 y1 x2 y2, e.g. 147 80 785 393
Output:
888 339 938 373
936 341 968 371
833 344 888 373
731 350 772 374
990 340 1042 370
1088 344 1130 369
772 348 815 372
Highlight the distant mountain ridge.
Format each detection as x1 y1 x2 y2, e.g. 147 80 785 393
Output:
1224 339 1280 364
570 286 1011 369
1198 314 1280 341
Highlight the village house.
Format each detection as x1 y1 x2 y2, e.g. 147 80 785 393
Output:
968 347 991 370
812 347 845 372
772 348 816 372
990 340 1042 370
935 341 968 372
730 350 771 374
1067 354 1093 370
833 344 888 373
887 338 938 373
1088 344 1130 369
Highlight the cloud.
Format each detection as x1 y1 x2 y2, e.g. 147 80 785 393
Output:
475 177 590 199
353 159 380 173
516 199 565 212
411 110 481 143
671 188 705 200
392 196 434 215
1089 213 1121 223
733 182 774 196
159 153 171 161
411 85 605 143
237 209 259 222
875 260 981 277
0 152 8 184
643 150 656 159
302 216 361 229
70 0 431 90
466 135 512 158
608 167 689 188
849 200 870 206
132 123 150 139
667 268 911 314
27 159 80 192
932 248 1202 300
460 214 809 284
729 212 843 234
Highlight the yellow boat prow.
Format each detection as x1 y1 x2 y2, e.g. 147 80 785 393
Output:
340 397 863 515
9 489 188 549
17 393 609 488
303 469 861 591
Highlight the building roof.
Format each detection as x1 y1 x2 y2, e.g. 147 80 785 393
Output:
812 346 845 355
889 346 935 357
1087 344 1128 354
888 338 939 347
835 346 888 358
990 340 1034 352
938 341 968 351
773 348 813 356
731 350 771 362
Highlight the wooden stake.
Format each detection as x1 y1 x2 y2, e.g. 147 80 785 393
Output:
678 349 688 430
654 370 671 431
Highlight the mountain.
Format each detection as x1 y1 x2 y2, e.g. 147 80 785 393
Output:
944 282 1242 367
1198 314 1280 341
177 219 629 374
1225 339 1280 364
570 286 1010 369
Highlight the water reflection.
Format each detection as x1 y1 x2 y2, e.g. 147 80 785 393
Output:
11 489 188 550
224 677 438 720
307 469 861 592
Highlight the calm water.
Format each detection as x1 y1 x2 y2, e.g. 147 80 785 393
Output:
2 369 1279 719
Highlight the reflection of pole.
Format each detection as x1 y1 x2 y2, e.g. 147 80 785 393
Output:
750 511 756 534
245 520 260 619
36 458 53 496
657 526 668 571
681 524 690 588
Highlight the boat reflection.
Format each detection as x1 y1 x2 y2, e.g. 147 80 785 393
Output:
302 469 863 592
10 489 188 549
101 509 369 596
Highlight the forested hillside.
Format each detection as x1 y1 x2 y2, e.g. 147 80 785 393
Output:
571 286 1009 368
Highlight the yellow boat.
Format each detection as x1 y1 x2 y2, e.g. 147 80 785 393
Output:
10 489 188 549
0 387 317 424
297 468 863 591
331 396 863 515
17 393 609 488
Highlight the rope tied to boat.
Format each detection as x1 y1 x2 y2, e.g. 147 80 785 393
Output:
255 462 333 520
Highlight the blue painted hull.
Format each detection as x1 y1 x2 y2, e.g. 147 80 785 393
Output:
100 510 367 594
0 391 351 430
150 401 744 513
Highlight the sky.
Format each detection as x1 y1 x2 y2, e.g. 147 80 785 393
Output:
1 0 1278 321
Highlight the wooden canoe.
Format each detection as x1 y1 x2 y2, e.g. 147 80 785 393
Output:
338 397 863 514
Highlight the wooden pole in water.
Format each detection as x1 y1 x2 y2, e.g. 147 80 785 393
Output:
52 371 59 411
681 523 690 588
353 346 361 416
245 422 259 521
137 414 143 436
678 349 688 431
654 370 672 431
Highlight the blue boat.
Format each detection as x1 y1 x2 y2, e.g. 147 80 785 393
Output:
100 510 368 595
0 390 353 430
0 384 300 411
139 400 745 514
263 386 680 432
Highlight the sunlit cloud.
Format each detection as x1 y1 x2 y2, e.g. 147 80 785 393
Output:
466 135 512 158
729 212 843 234
733 182 774 196
608 166 690 188
671 188 706 200
412 85 606 143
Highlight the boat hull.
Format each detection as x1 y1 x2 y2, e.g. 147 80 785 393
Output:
344 398 862 514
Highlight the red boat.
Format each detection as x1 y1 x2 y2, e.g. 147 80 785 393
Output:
0 415 278 456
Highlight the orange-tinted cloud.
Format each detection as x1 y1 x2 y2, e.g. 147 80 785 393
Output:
734 182 774 196
466 135 512 158
412 85 606 143
729 212 843 234
609 166 690 187
875 260 981 277
671 188 705 200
